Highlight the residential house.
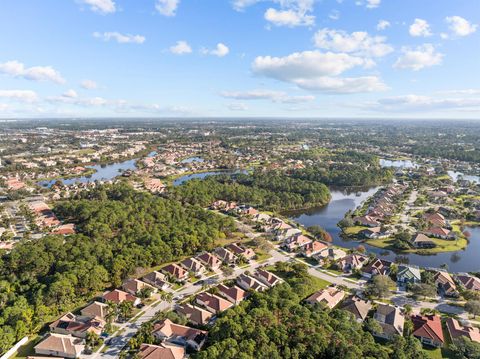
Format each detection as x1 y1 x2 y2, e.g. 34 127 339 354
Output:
434 271 459 297
340 296 372 322
275 227 302 241
214 247 237 265
161 263 188 281
446 318 480 344
360 227 390 239
354 215 380 227
252 213 272 223
34 334 84 359
152 319 207 351
49 312 104 339
197 252 221 270
372 304 405 340
195 292 234 314
103 289 140 306
226 243 256 260
425 227 456 240
138 343 185 359
122 279 156 296
301 241 328 258
180 257 206 277
397 265 422 285
81 301 108 321
336 254 369 273
362 258 392 278
313 247 347 264
423 213 447 227
236 274 268 292
411 314 445 347
142 271 171 291
253 269 282 288
411 233 436 248
216 284 248 305
456 274 480 291
305 286 345 309
175 304 212 326
282 233 312 251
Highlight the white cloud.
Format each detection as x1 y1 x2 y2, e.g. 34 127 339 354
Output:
221 89 315 103
155 0 180 16
329 10 340 21
81 79 98 89
228 103 249 111
409 18 432 37
446 16 477 37
63 89 78 98
394 44 443 71
202 43 230 57
78 0 116 14
264 8 314 27
252 50 387 93
0 90 38 102
0 60 65 84
377 20 390 31
366 0 381 9
93 32 145 44
313 28 393 58
367 94 480 112
169 41 192 55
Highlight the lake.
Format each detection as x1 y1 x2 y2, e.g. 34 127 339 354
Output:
289 187 480 272
447 171 480 185
181 156 204 164
379 159 419 169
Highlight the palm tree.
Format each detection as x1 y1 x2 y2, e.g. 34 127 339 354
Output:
160 291 173 304
105 300 118 324
119 300 133 321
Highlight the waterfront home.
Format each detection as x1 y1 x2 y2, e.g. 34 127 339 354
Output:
195 292 234 314
434 271 459 297
424 227 456 240
253 269 282 287
142 271 171 291
49 312 104 339
301 240 328 258
138 343 185 359
180 257 206 276
360 227 390 239
411 233 436 248
456 274 480 291
152 318 207 351
446 318 480 344
103 289 140 306
354 215 380 227
361 258 392 279
423 213 447 227
34 333 84 359
305 286 345 309
397 265 421 285
372 304 405 340
236 273 268 292
411 314 444 347
282 234 312 252
161 263 188 281
175 304 212 326
122 279 156 296
336 254 369 273
216 284 248 304
340 296 372 322
196 252 221 270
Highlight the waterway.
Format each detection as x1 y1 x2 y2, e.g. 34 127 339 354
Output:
289 187 480 272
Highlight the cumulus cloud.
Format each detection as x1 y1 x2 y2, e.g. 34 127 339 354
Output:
78 0 116 14
252 50 387 93
313 28 393 58
446 16 477 37
202 43 230 57
155 0 180 16
81 79 98 89
0 60 65 84
221 89 315 103
169 41 192 55
377 20 390 31
409 18 432 37
394 44 443 71
63 89 78 98
366 0 381 9
0 90 38 102
366 94 480 112
93 32 145 44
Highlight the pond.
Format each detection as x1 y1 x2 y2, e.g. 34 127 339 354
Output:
447 171 480 185
379 159 419 169
180 156 204 164
289 187 480 272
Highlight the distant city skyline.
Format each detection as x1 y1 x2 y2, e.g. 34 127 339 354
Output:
0 0 479 119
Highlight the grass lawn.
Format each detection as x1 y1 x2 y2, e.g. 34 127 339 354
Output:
343 226 369 235
13 335 42 359
265 266 331 291
255 251 272 263
365 236 468 254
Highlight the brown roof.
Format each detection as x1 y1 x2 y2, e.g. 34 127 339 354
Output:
81 301 108 319
340 296 372 321
176 304 212 325
411 314 444 344
196 292 234 313
34 334 81 357
162 264 187 279
152 319 207 341
103 289 138 304
457 275 480 291
305 287 345 309
217 284 247 303
138 343 185 359
446 318 480 343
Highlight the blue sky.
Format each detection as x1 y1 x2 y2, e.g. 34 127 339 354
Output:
0 0 479 118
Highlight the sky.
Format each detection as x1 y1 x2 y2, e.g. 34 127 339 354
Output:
0 0 479 119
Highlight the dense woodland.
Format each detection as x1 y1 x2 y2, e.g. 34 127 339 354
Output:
193 263 426 359
169 172 331 211
0 184 235 352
